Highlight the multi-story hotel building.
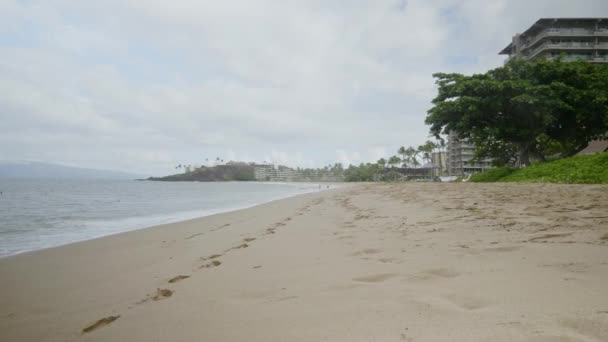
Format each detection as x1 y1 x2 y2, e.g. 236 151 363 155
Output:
499 18 608 63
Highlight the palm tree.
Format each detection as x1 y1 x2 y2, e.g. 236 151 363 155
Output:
438 138 446 153
418 140 437 164
388 155 401 168
403 146 419 168
398 146 408 168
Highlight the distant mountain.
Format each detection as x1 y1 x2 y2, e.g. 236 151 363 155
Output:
0 161 142 180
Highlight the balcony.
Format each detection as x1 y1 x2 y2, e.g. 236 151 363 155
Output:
526 41 598 59
522 28 596 49
595 29 608 36
596 42 608 49
592 55 608 63
546 54 599 62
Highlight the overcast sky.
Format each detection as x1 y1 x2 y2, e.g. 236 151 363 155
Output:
2 0 607 176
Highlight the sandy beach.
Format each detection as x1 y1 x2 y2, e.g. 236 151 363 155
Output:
1 183 608 341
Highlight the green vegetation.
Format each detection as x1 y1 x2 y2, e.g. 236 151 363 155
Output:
149 164 255 182
470 153 608 184
344 163 383 182
468 167 516 182
295 163 345 181
426 59 608 166
343 141 444 182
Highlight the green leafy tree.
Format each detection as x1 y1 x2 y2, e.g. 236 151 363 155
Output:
426 58 608 166
344 163 382 182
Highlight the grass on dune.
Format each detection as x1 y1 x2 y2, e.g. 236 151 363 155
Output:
470 152 608 184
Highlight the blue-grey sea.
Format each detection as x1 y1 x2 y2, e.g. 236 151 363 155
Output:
0 179 326 256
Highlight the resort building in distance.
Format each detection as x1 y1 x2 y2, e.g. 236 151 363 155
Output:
431 151 448 177
499 18 608 63
447 132 493 176
253 164 298 182
448 18 608 176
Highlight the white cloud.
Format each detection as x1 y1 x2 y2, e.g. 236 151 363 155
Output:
1 0 607 175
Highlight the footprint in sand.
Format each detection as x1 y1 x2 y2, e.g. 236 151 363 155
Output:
153 288 173 300
168 275 190 283
184 232 205 240
444 294 489 311
484 245 522 253
137 288 174 305
243 237 256 242
221 243 249 254
527 232 573 242
201 254 222 261
351 248 382 256
209 223 231 232
378 258 401 264
200 260 222 269
353 273 397 283
82 315 120 334
408 268 460 282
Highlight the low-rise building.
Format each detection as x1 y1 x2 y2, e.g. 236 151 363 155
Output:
254 164 298 182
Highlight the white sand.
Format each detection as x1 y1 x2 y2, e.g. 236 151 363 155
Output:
1 183 607 341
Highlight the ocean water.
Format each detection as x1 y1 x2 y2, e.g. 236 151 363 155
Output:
0 179 327 257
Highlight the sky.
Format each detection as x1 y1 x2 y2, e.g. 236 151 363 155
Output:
1 0 607 176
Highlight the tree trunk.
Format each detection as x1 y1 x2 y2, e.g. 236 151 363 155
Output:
518 143 549 165
518 145 531 167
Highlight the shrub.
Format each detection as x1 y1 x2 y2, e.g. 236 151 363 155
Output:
469 153 608 184
469 167 516 182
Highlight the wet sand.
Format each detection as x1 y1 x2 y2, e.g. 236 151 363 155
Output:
1 183 607 341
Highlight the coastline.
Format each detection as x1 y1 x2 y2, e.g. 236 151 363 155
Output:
1 183 607 341
1 181 338 258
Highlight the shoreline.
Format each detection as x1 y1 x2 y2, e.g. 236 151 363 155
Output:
1 182 342 258
1 183 607 341
1 183 342 259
